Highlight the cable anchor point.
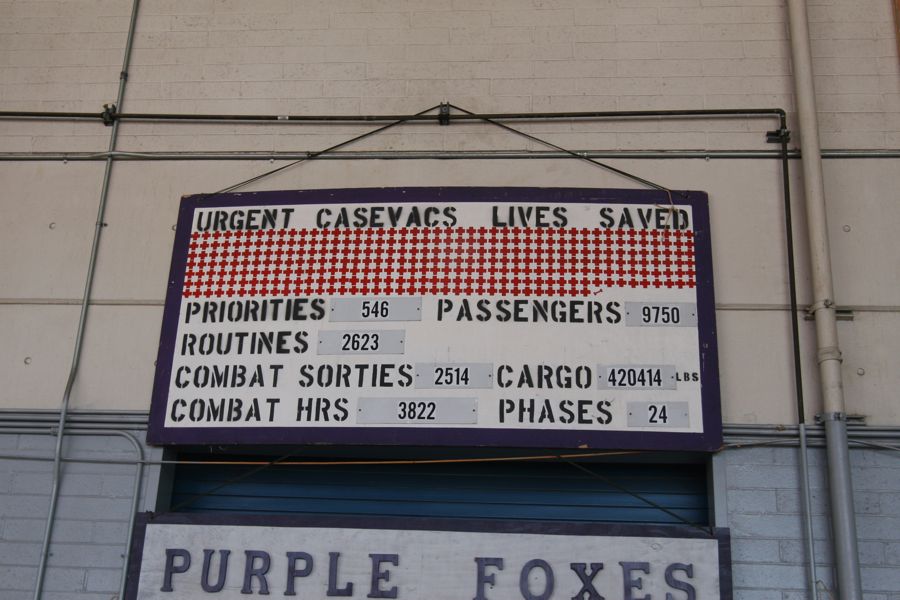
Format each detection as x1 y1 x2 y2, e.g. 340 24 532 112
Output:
766 127 791 144
101 103 117 126
438 102 451 126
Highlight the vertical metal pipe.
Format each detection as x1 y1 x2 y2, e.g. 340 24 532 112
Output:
111 430 145 600
32 1 142 598
785 1 862 598
797 423 819 597
777 112 819 599
823 414 862 597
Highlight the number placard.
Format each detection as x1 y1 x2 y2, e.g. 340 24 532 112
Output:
624 302 698 327
598 365 677 390
415 363 494 389
330 297 423 322
357 397 478 425
626 402 690 427
318 330 405 355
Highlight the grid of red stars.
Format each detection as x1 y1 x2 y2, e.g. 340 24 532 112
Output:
181 227 696 298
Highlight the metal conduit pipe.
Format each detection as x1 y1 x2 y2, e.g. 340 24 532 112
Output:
725 425 900 440
7 150 793 161
774 111 820 599
2 428 144 600
4 436 900 470
0 107 786 124
786 1 863 599
3 149 900 162
7 418 900 441
32 0 142 598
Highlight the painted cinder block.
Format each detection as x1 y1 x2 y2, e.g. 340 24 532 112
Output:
91 521 130 545
0 566 37 592
732 590 779 600
728 489 779 514
84 567 120 593
730 538 781 563
862 567 900 593
725 464 804 490
0 541 42 567
42 567 86 592
490 9 574 27
0 494 51 519
409 10 491 29
853 469 900 493
779 539 836 566
45 543 125 569
732 563 809 590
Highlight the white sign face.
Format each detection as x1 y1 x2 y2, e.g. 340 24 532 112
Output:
127 516 730 600
149 188 721 450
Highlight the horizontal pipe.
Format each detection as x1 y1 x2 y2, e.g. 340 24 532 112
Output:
0 107 785 125
1 149 898 162
3 150 783 161
1 437 898 469
0 427 148 444
0 411 151 428
723 425 900 439
2 419 899 442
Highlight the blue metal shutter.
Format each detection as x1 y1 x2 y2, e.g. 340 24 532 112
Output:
170 459 708 526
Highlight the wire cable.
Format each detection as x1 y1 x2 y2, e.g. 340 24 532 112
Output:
205 102 688 196
163 450 641 513
563 460 715 535
448 103 687 197
167 450 301 512
209 104 443 195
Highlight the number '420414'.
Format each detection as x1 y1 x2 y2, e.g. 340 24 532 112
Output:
607 368 663 388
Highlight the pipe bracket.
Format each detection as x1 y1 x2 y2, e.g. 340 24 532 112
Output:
817 345 843 365
101 104 117 126
806 298 834 316
766 127 791 144
816 412 847 423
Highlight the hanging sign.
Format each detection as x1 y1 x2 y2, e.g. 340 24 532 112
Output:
125 514 732 600
148 188 721 450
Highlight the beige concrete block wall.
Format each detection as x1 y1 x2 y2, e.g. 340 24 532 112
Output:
1 0 897 148
0 0 898 426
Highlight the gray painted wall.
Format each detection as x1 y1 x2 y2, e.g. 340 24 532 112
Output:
0 432 158 600
723 446 900 600
2 428 900 599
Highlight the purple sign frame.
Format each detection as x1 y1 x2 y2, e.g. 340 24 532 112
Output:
124 512 733 600
148 187 721 451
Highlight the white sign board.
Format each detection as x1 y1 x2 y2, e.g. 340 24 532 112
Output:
149 188 721 450
126 515 732 600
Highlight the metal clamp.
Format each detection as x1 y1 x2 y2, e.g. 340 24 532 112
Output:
766 127 791 144
817 345 843 364
816 411 846 423
438 102 450 126
808 298 834 313
806 298 834 317
101 103 117 126
804 299 854 322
